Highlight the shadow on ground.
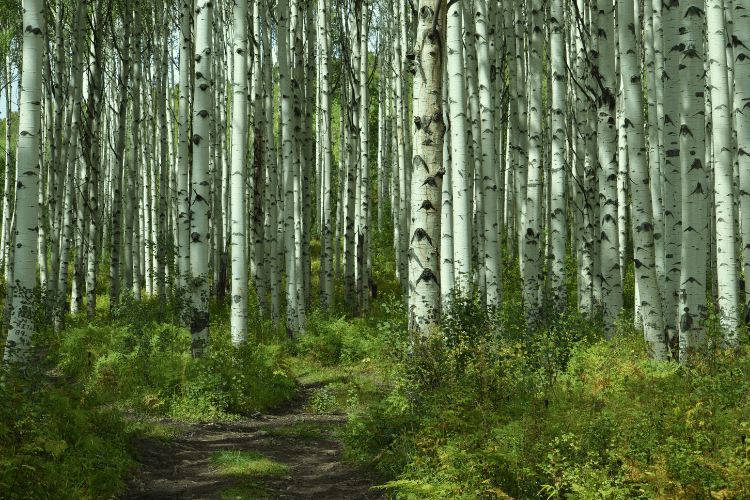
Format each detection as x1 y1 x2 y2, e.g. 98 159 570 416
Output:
118 383 386 500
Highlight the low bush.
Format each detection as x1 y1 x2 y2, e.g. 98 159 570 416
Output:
0 363 135 500
346 313 750 499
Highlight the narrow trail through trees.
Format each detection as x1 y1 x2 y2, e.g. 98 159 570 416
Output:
118 383 385 500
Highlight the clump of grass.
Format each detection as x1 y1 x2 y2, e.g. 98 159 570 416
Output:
123 421 182 442
211 450 289 477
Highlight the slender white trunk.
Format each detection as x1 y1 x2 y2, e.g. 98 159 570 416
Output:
177 0 191 294
619 0 667 360
359 2 370 315
190 0 213 356
440 59 453 309
524 0 544 320
2 55 13 275
230 0 248 346
549 0 567 310
476 0 499 308
318 0 334 308
735 1 750 341
279 0 298 338
447 0 471 296
593 0 622 338
678 0 707 356
661 0 681 346
111 5 129 312
707 0 740 343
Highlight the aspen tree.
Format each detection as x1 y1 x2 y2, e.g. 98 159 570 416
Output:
592 0 622 338
131 0 143 300
461 0 482 292
48 4 65 295
303 0 314 308
292 0 306 332
261 3 280 324
447 0 471 295
177 0 191 295
4 0 44 364
619 0 667 360
250 0 267 318
549 0 567 310
476 0 500 308
40 60 49 292
678 0 707 356
156 0 169 300
111 2 130 310
57 0 86 324
85 0 104 318
279 0 299 337
645 0 666 317
1 55 12 274
440 59 453 309
661 0 681 346
191 0 213 356
524 0 544 320
359 0 370 315
394 0 408 299
735 1 750 336
229 0 248 346
503 0 516 265
408 0 446 334
707 0 740 344
318 0 334 308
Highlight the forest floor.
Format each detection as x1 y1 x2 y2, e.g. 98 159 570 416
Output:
117 382 386 500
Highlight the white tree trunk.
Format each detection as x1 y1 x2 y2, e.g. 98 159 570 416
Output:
318 0 334 308
447 0 471 296
549 0 567 310
230 0 248 346
707 0 740 344
678 0 707 356
735 0 750 343
476 0 500 308
190 0 213 356
4 0 44 363
619 0 667 360
408 0 445 334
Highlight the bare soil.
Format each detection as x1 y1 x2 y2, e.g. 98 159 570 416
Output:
118 383 386 500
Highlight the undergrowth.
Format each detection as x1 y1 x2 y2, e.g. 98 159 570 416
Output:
0 283 297 499
3 227 750 500
343 291 750 499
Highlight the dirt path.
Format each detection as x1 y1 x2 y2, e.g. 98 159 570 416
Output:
118 383 386 500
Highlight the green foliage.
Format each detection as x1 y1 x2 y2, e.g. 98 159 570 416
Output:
0 363 135 500
51 307 296 422
211 450 288 500
344 288 750 500
211 449 289 477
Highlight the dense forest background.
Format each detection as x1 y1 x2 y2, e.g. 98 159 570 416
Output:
3 0 750 498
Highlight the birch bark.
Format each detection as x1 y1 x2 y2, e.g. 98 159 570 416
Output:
4 0 44 364
408 0 446 334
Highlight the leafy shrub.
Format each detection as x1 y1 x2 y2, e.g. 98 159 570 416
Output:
0 364 134 500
